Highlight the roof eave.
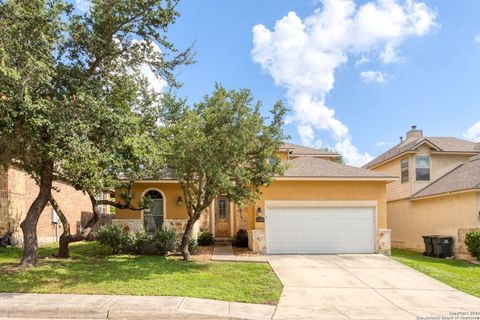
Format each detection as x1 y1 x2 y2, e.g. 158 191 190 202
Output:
274 176 397 182
409 188 480 201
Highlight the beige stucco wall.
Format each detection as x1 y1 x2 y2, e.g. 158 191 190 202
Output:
116 179 388 237
251 180 388 231
115 182 188 220
388 191 480 254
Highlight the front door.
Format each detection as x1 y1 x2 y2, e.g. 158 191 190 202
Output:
215 197 230 237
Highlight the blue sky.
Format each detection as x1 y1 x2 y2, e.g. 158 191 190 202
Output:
75 0 480 165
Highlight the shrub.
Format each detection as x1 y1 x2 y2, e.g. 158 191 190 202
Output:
123 231 153 255
465 230 480 258
233 229 248 248
154 227 177 255
197 231 214 246
188 238 198 255
95 224 124 254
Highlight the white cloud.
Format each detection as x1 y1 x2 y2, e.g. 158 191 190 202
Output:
463 121 480 142
475 35 480 44
252 0 436 166
75 0 91 13
360 70 392 84
376 141 386 147
355 55 370 66
131 40 167 94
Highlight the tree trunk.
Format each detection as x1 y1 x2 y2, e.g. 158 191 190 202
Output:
50 193 99 258
58 235 71 258
180 216 199 261
19 160 54 268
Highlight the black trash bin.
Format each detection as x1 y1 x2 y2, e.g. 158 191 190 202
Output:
431 236 454 258
422 235 434 257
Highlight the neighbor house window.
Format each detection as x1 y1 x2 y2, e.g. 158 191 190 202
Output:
400 158 409 183
416 156 430 181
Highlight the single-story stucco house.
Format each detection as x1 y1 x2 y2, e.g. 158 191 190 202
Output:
113 143 395 255
365 126 480 259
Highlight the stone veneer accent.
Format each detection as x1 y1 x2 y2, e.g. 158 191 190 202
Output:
164 219 199 241
248 229 265 254
112 219 143 233
377 228 391 256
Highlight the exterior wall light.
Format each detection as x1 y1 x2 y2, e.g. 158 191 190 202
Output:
256 207 264 223
177 196 183 206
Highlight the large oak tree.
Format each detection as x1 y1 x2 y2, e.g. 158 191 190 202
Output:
0 0 191 267
163 85 287 261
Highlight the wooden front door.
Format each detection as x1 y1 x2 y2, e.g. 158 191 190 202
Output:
215 197 230 237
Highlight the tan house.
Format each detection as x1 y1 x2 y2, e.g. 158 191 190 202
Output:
365 126 480 258
114 143 395 255
0 167 92 245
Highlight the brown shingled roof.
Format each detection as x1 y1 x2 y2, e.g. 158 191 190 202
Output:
281 142 339 157
411 155 480 199
364 137 480 169
282 157 396 180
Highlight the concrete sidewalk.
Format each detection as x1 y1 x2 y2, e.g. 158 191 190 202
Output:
0 293 276 319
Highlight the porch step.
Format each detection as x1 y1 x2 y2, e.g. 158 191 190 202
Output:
214 237 233 245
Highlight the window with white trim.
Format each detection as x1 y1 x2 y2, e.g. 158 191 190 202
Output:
415 156 430 181
143 190 164 233
400 158 409 184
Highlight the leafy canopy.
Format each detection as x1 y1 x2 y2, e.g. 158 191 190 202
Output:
164 84 287 215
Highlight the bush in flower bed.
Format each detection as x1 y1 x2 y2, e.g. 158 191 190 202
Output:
95 224 181 256
465 230 480 259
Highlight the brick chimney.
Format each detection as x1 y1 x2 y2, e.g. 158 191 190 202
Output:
406 125 423 139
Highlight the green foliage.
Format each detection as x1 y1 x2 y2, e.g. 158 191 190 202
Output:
465 231 480 258
153 227 177 255
0 0 192 264
163 85 287 259
188 238 198 255
197 231 214 246
233 229 249 248
95 225 124 254
123 231 153 255
392 248 480 298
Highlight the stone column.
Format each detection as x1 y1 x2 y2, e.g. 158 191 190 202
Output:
378 228 391 256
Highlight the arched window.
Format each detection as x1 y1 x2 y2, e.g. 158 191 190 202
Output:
143 190 164 233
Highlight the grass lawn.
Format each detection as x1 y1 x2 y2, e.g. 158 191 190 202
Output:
392 248 480 298
0 242 282 305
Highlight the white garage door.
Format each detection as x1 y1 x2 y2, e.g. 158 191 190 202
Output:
266 206 375 254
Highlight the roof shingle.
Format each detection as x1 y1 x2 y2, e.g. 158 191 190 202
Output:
364 137 480 169
281 142 339 157
283 157 396 179
411 155 480 199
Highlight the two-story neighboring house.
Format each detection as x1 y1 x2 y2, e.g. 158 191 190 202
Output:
364 126 480 258
114 142 396 255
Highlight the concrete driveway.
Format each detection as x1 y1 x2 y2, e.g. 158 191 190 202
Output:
267 254 480 319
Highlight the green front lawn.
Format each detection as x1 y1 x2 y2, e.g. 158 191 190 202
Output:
0 242 282 305
392 248 480 298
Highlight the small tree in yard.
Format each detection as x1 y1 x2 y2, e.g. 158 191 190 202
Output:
164 85 287 261
0 0 191 267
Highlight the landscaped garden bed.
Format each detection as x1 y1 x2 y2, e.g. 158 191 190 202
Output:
0 242 282 305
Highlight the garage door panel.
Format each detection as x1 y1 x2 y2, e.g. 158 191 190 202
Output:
266 206 375 254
